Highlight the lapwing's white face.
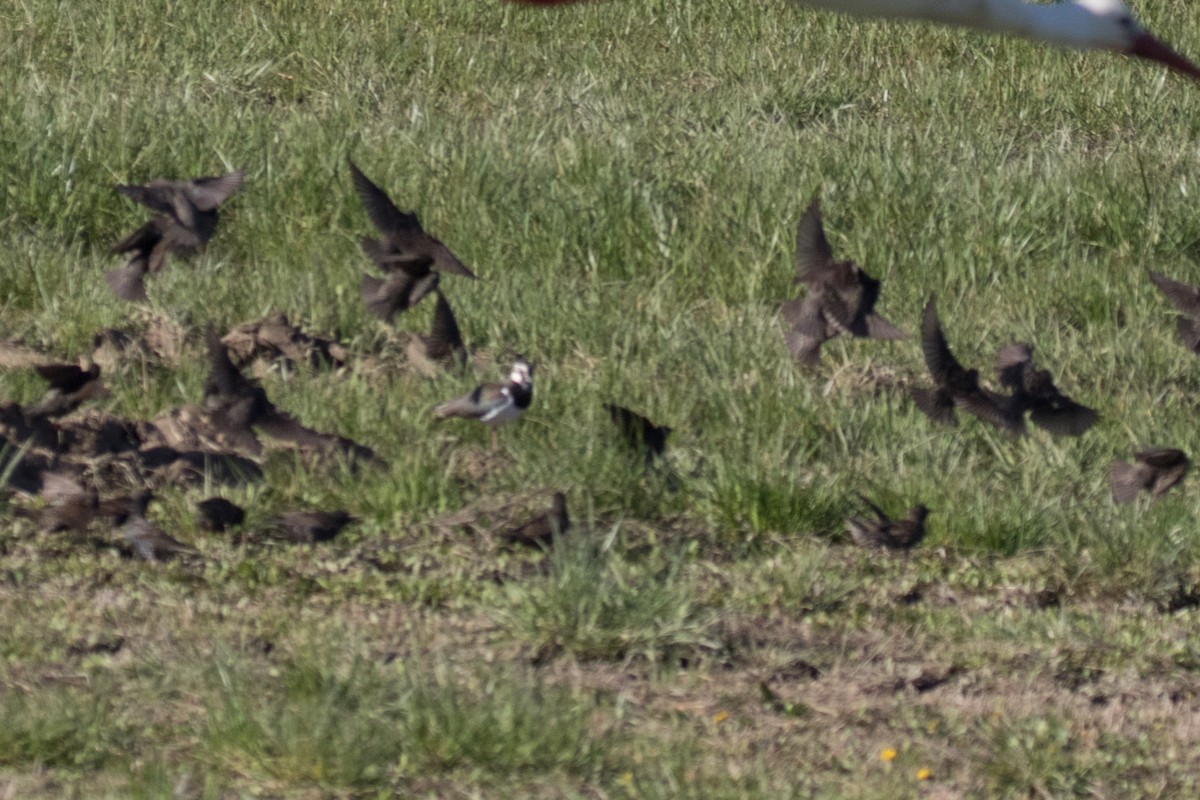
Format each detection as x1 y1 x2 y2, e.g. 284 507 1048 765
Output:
509 359 533 387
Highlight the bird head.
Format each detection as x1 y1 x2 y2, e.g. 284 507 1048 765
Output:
509 356 534 387
1069 0 1200 79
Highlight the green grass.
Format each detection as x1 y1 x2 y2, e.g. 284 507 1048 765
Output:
5 0 1200 795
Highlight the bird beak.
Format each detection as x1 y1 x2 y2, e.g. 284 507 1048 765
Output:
1128 32 1200 81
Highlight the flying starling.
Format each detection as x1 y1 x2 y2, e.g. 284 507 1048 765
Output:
1149 271 1200 353
911 294 1024 434
604 403 672 465
1110 447 1190 503
349 158 475 323
406 289 467 370
25 362 106 419
782 198 907 364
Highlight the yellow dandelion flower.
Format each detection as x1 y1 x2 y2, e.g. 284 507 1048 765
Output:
619 771 634 786
713 710 730 724
880 747 898 762
916 767 932 781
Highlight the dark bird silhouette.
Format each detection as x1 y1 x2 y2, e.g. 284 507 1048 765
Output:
15 477 99 533
109 171 243 301
782 199 907 364
1111 447 1190 503
121 492 198 562
267 510 355 543
604 403 671 465
203 326 375 462
349 159 476 314
846 495 929 552
196 497 246 532
360 271 440 322
911 294 1025 434
434 357 533 450
25 363 106 419
115 171 245 253
406 290 467 369
992 341 1098 437
106 218 166 301
501 492 570 549
1149 271 1200 353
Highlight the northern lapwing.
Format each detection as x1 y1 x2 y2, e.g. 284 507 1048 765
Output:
1111 447 1190 504
782 198 907 365
434 357 533 451
846 495 929 553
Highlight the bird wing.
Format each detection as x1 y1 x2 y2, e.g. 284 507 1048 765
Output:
1149 271 1200 317
349 159 421 236
184 171 245 211
794 198 835 284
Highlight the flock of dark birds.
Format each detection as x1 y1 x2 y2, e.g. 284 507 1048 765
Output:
0 159 1195 563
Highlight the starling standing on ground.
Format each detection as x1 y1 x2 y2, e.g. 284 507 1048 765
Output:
121 492 198 562
846 495 930 552
267 510 356 543
1110 447 1190 503
196 497 246 532
500 492 570 549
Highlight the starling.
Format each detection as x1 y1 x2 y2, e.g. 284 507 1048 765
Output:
115 171 245 255
500 492 570 549
360 271 440 322
1149 271 1200 353
434 357 534 450
912 294 1024 433
604 403 672 465
25 363 106 419
991 341 1098 436
196 497 246 532
846 495 929 552
267 510 355 543
349 158 476 294
121 492 198 562
1111 447 1190 504
406 290 467 369
106 218 166 301
782 198 907 364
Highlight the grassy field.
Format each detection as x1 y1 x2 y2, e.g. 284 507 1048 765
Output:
5 0 1200 796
